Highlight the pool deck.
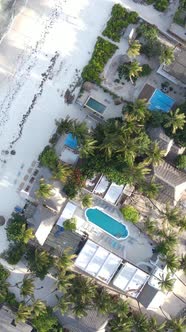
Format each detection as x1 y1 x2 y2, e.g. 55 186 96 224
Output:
74 196 154 271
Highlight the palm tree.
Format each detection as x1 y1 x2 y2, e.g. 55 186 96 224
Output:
63 218 77 232
56 271 75 293
163 252 180 273
16 303 32 323
35 178 54 200
113 299 130 318
32 300 47 317
160 46 175 65
20 275 35 298
148 316 166 331
81 193 93 208
164 108 186 134
55 295 71 314
55 116 74 135
79 137 97 158
26 247 53 279
144 218 157 236
109 316 133 332
54 248 76 273
52 162 72 183
180 254 186 275
132 312 149 332
127 40 141 58
95 288 114 315
145 142 165 166
123 162 150 185
158 272 175 292
128 60 142 84
140 181 161 200
167 317 186 332
66 275 97 316
71 121 88 144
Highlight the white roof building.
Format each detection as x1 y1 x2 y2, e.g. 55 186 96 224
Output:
113 262 149 298
75 240 122 284
57 202 77 228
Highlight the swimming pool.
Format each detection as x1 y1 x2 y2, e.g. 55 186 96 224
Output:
85 207 129 240
64 133 78 149
85 97 106 114
148 89 175 113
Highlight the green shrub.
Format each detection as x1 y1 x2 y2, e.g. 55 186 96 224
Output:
140 64 152 76
82 37 117 83
103 4 138 42
2 243 26 265
137 23 158 41
120 205 139 223
63 181 78 199
176 155 186 169
63 218 77 232
39 146 58 170
154 0 169 11
141 40 161 58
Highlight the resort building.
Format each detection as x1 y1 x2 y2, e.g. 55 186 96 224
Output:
157 47 186 88
74 239 169 310
152 160 186 206
148 127 185 162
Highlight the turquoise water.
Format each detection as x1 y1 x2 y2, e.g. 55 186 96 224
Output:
85 208 128 239
86 97 106 114
148 89 175 113
64 133 78 149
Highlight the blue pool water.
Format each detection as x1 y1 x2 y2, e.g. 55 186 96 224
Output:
64 133 78 149
85 208 129 239
148 89 175 113
85 97 106 114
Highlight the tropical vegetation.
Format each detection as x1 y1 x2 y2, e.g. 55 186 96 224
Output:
36 178 54 200
120 205 139 223
26 246 53 279
102 4 138 42
82 37 118 83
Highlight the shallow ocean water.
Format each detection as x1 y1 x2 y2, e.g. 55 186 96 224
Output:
0 0 22 40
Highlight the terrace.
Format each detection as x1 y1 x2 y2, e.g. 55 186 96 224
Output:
76 83 124 120
73 196 154 271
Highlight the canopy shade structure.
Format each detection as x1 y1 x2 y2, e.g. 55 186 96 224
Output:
57 202 77 228
94 176 110 196
75 240 122 284
113 262 149 298
104 183 124 204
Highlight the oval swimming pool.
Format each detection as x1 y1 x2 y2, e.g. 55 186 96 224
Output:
85 207 129 240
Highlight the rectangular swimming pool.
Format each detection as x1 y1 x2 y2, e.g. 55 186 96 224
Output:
148 89 175 113
85 97 106 114
85 207 129 240
64 133 78 149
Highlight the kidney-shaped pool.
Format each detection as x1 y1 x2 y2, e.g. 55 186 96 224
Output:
85 207 129 240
